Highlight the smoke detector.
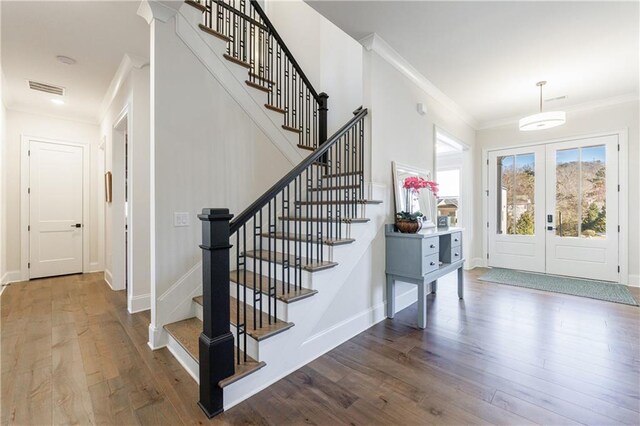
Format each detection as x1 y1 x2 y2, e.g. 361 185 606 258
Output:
56 55 77 65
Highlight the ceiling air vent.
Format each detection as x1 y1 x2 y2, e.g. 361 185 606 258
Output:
27 80 65 96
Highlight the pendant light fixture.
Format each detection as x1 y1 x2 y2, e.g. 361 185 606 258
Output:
519 81 566 131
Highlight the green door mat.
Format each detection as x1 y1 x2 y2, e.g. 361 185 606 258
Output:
479 268 638 306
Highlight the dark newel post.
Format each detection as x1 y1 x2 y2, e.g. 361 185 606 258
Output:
318 92 329 144
318 92 329 163
197 208 235 418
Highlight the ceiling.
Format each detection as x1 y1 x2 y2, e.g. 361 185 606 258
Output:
306 1 639 128
1 1 149 123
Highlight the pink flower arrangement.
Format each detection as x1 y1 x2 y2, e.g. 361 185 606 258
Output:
403 176 439 196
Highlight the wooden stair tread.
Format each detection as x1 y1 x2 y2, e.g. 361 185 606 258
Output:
193 296 295 340
297 144 314 151
244 250 337 272
282 125 302 134
295 199 383 206
279 216 371 224
223 54 251 69
246 80 270 93
184 0 206 12
198 24 231 43
261 232 354 246
265 104 286 114
310 184 360 191
323 171 363 178
163 317 266 388
250 73 276 85
230 270 318 303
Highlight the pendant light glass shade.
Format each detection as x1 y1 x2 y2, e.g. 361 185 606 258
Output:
519 111 566 131
519 81 566 131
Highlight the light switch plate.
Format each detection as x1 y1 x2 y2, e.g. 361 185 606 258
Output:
174 212 189 227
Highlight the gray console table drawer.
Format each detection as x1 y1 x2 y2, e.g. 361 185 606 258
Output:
451 232 462 248
422 237 439 255
442 247 462 263
422 253 439 274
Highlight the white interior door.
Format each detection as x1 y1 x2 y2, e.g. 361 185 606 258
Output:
488 146 545 272
29 140 84 278
545 135 619 282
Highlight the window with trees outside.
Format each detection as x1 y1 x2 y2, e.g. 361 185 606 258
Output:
496 153 535 235
555 145 606 238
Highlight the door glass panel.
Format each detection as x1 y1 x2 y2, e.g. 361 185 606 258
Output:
580 145 606 238
555 148 580 236
496 153 535 235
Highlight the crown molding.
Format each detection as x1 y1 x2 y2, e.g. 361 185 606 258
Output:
359 33 479 130
137 0 181 25
478 93 640 130
98 53 149 121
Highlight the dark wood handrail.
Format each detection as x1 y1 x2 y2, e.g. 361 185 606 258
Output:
249 0 321 102
230 107 367 233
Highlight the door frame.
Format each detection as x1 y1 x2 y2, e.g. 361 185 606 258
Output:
20 135 91 281
482 128 629 285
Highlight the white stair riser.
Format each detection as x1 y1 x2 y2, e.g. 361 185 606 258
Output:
229 280 290 321
242 258 315 287
257 235 348 259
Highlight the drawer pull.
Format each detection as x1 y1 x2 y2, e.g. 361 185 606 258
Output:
454 238 459 242
454 252 459 257
430 261 436 266
430 244 436 248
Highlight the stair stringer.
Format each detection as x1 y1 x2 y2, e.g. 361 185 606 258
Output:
174 5 305 166
222 184 420 409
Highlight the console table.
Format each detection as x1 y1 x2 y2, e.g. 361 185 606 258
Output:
385 224 464 329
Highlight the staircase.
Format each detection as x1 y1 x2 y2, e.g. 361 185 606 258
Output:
162 0 384 418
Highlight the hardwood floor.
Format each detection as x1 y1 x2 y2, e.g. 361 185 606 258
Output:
1 269 638 425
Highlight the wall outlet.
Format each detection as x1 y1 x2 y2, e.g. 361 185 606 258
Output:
174 212 189 227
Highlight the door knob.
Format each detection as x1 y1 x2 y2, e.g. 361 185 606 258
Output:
70 224 82 228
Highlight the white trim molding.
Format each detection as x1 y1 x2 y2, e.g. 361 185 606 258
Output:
478 94 640 130
129 293 151 313
359 33 478 129
98 54 149 120
629 275 639 288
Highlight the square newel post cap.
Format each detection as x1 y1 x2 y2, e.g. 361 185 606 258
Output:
198 208 234 222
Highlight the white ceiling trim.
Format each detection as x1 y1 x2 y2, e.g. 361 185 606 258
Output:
98 53 149 121
478 92 640 130
359 33 478 130
137 0 181 25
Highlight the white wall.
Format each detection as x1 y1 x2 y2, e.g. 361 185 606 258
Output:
364 50 477 269
264 0 364 134
475 100 640 285
100 63 151 311
149 12 296 331
0 75 6 284
4 109 102 278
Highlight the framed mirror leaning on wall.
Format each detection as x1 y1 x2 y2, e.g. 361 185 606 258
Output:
392 161 436 228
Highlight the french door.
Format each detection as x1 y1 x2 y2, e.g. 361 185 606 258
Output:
488 134 619 282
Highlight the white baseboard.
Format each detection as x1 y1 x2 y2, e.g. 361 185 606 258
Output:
129 293 151 313
467 257 486 269
628 274 639 288
148 324 168 350
1 270 22 285
88 262 103 273
104 269 114 289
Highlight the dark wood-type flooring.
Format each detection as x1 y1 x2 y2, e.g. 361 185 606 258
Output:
1 269 639 425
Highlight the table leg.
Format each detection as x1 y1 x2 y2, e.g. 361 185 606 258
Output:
457 266 464 299
430 280 438 294
386 275 395 318
418 283 427 329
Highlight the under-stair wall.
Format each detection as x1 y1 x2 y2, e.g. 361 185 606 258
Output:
143 2 303 347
